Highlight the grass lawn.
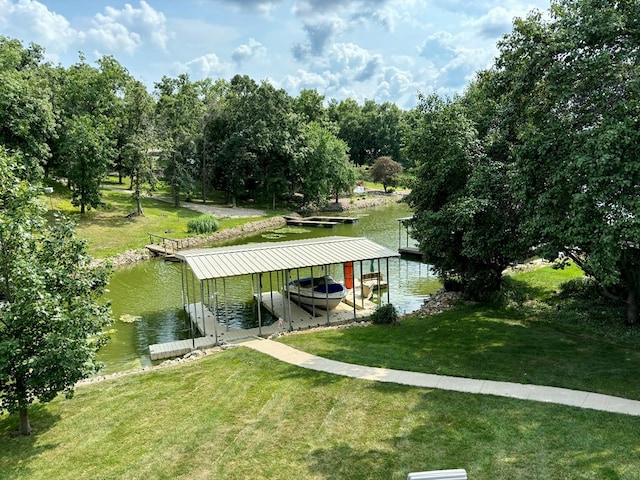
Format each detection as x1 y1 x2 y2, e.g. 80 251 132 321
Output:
43 182 269 258
1 348 639 480
280 264 640 400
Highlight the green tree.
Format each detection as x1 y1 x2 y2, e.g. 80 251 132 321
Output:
0 149 112 435
298 122 353 210
51 54 128 211
370 156 403 192
494 0 640 322
405 94 528 298
0 37 55 179
122 80 157 216
293 89 327 124
61 115 114 213
154 74 204 206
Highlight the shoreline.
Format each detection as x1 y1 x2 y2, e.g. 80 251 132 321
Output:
105 192 403 268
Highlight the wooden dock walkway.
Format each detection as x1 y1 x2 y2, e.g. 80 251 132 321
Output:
148 292 378 360
145 233 198 261
284 215 359 228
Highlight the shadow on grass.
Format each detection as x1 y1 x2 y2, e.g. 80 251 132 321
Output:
0 405 61 479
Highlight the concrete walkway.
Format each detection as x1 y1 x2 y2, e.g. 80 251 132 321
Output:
242 339 640 417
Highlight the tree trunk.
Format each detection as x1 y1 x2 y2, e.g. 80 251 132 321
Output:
19 407 31 435
627 288 638 325
136 196 145 217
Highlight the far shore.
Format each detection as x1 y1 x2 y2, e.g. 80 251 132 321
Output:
106 191 404 268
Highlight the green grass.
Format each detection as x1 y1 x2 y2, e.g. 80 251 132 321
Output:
280 264 640 400
1 348 639 480
43 183 268 258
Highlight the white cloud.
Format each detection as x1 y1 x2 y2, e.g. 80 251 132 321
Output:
179 52 231 78
232 37 267 65
91 1 170 52
0 0 79 50
281 69 329 93
87 18 141 54
466 6 517 39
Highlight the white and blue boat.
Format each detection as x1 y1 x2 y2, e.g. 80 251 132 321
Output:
284 275 348 310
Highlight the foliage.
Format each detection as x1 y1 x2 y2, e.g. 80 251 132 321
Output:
405 94 529 300
369 156 403 192
61 114 114 213
369 303 398 324
121 79 158 215
154 74 204 206
187 214 219 234
328 98 406 166
490 0 640 323
0 37 55 179
297 121 354 210
0 149 112 435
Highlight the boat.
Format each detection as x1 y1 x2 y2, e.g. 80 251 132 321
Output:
284 275 348 310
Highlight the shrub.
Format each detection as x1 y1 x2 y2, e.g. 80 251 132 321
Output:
558 276 600 299
187 215 219 234
370 303 398 325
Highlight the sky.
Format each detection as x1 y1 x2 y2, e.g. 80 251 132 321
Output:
0 0 550 108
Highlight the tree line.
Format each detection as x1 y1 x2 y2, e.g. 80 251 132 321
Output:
0 37 408 215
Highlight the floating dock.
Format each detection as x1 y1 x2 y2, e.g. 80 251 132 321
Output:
399 246 422 258
284 215 359 227
148 292 377 360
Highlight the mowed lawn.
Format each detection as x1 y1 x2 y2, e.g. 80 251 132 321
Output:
1 348 639 480
44 184 268 258
280 264 640 400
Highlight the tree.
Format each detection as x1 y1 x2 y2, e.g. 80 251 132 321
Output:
370 156 403 192
493 0 640 322
61 115 114 213
405 94 529 298
0 149 112 435
154 74 204 206
121 79 157 216
298 122 353 210
51 54 128 211
0 37 55 179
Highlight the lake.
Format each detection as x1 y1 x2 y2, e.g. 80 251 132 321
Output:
99 202 441 373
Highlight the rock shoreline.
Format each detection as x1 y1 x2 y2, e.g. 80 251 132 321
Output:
104 193 404 268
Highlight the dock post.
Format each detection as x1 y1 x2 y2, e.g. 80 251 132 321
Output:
257 274 262 337
386 258 391 305
223 278 229 331
199 283 207 336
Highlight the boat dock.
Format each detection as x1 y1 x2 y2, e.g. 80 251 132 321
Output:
399 246 422 259
148 292 377 361
285 215 359 227
145 234 197 261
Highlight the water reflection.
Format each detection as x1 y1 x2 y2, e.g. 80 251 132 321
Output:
99 202 440 373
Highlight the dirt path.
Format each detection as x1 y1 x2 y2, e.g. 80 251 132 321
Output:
151 195 267 218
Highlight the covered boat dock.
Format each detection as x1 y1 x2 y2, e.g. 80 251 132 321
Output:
149 236 399 360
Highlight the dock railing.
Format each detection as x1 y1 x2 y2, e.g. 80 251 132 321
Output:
147 234 196 254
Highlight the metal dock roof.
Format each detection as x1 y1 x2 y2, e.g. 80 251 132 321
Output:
175 236 399 281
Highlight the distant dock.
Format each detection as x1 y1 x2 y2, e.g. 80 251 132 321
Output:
284 215 359 228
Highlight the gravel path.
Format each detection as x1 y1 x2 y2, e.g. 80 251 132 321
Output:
153 196 267 218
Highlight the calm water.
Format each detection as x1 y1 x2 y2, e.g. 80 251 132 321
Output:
99 202 441 373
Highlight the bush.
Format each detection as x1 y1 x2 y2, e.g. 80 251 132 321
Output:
187 215 219 234
558 276 600 299
370 303 398 325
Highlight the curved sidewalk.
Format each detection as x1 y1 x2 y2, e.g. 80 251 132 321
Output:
242 339 640 417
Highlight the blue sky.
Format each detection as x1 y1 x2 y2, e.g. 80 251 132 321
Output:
0 0 550 107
